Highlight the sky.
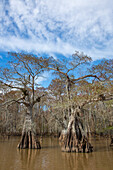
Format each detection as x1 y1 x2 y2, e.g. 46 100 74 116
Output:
0 0 113 86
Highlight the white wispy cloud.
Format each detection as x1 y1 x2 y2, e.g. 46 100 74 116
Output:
35 71 51 87
0 0 113 60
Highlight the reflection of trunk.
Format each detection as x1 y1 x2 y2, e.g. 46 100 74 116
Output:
59 114 93 153
17 115 41 149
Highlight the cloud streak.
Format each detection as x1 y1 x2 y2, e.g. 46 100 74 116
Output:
0 0 113 60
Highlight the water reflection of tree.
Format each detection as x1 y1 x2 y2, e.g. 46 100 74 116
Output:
60 139 113 170
61 152 92 170
17 149 40 169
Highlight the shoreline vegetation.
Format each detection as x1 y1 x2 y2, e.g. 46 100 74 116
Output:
0 129 113 138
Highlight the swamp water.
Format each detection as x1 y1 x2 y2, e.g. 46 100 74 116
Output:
0 137 113 170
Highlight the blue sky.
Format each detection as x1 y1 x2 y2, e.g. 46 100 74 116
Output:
0 0 113 86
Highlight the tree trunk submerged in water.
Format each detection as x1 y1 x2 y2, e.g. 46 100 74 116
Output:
59 114 93 153
17 115 41 149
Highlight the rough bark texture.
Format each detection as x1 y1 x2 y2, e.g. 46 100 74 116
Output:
59 115 93 153
17 115 41 149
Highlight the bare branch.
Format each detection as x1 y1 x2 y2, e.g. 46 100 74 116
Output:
66 61 89 74
72 74 101 83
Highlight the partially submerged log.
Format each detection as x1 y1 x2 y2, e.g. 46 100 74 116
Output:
17 115 41 149
59 115 93 153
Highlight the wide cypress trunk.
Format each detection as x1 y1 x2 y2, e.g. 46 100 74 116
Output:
59 114 93 153
17 115 41 149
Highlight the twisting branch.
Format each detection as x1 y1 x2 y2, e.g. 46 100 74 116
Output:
71 74 101 83
81 94 113 108
0 81 25 91
0 96 25 107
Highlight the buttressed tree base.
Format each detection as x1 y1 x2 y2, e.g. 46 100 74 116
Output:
59 111 93 153
17 115 41 149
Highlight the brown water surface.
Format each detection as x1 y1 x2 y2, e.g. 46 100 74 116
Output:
0 137 113 170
